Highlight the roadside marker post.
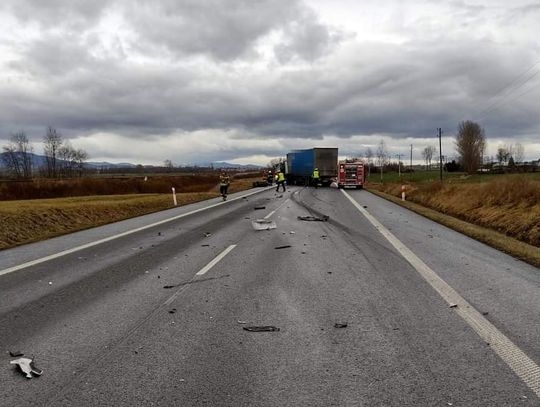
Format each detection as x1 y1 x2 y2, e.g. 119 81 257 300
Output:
172 187 177 206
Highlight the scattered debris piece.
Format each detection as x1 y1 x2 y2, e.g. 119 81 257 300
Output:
158 232 161 236
363 205 368 209
9 351 23 357
144 270 149 274
252 219 277 231
237 320 248 324
449 303 458 308
392 327 400 331
427 234 434 238
320 235 328 239
204 232 211 237
297 215 329 222
290 231 295 234
48 282 52 285
334 323 348 329
201 244 210 247
243 326 280 332
482 311 489 316
301 252 306 254
244 217 250 220
274 245 292 250
10 357 42 379
163 284 177 289
277 195 283 198
327 271 332 274
169 308 177 314
254 206 266 210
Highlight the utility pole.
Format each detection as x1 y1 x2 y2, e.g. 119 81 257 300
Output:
410 144 413 181
396 153 403 179
437 128 443 182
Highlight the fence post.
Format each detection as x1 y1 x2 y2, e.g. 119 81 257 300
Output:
401 185 406 201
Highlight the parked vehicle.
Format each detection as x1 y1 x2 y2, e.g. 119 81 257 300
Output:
286 148 338 186
338 161 366 189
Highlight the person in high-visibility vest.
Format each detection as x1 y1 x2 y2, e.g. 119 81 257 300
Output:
276 170 286 192
312 167 320 188
219 171 230 200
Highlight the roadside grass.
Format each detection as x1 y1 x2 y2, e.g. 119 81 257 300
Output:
366 172 540 267
367 170 540 184
0 176 259 250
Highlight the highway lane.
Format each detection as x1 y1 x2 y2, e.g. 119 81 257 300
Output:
1 186 539 406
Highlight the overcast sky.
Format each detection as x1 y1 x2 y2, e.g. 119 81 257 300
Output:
1 0 539 165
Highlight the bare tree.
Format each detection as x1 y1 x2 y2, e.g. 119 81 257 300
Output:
375 140 388 181
514 143 525 164
1 132 34 179
43 127 63 178
364 147 373 176
422 146 437 170
455 121 486 174
163 159 174 172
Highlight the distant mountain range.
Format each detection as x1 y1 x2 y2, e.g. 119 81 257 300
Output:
0 153 262 170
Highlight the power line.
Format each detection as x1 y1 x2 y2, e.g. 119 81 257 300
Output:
476 60 540 120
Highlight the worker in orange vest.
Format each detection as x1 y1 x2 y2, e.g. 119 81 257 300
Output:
220 171 230 200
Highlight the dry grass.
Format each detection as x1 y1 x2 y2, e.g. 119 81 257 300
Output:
0 176 258 250
370 176 540 247
0 174 221 200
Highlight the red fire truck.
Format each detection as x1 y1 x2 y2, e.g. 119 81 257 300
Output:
338 161 366 189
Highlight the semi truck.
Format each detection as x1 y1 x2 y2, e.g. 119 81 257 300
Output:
286 148 338 186
338 161 366 189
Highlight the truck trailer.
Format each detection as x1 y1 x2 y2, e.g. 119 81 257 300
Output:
286 148 338 186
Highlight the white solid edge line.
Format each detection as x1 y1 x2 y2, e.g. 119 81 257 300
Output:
196 245 236 276
0 187 273 277
341 189 540 398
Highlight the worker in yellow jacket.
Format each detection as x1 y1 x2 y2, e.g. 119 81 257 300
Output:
276 170 286 192
312 167 320 188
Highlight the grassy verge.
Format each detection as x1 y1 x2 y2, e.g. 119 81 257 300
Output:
0 178 258 250
365 187 540 269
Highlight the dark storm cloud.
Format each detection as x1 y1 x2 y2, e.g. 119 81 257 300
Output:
0 0 539 164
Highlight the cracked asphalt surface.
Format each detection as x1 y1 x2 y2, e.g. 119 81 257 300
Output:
1 186 539 406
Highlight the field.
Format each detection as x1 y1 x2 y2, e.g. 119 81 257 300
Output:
0 174 261 249
367 172 540 262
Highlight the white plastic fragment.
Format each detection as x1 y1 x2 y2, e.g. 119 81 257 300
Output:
10 357 43 379
251 219 277 231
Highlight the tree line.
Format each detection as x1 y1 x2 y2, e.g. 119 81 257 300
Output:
358 121 530 175
1 127 88 179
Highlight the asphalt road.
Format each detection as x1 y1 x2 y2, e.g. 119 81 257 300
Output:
1 186 539 406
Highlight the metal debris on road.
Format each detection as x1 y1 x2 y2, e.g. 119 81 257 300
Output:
243 326 280 332
297 215 329 222
251 219 277 231
254 206 266 210
274 245 292 250
9 351 23 357
204 232 212 237
10 357 43 379
201 244 210 247
169 308 177 314
363 205 368 208
449 303 458 308
482 311 489 316
334 322 348 328
237 320 248 324
277 195 283 198
290 231 295 234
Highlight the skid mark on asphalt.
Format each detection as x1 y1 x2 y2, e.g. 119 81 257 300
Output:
342 189 540 398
